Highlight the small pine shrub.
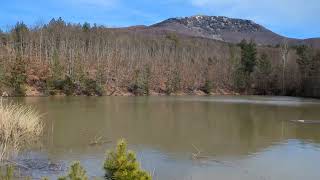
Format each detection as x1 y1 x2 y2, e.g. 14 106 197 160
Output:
7 55 27 96
201 79 213 94
62 76 75 96
165 68 180 95
83 78 104 96
58 161 88 180
129 67 150 96
165 33 179 46
233 66 250 92
104 139 152 180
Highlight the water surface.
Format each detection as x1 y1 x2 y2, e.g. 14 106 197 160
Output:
12 96 320 180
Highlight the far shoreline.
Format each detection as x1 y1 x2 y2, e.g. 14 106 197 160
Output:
3 90 319 100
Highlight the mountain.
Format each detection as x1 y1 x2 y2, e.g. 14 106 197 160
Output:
129 15 320 48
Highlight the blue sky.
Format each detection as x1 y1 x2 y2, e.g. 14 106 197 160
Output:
1 0 319 39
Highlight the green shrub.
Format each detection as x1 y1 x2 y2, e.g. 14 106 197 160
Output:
252 53 272 94
47 76 103 96
104 139 151 180
165 68 180 95
232 40 257 92
201 79 213 94
129 67 150 96
61 76 75 96
165 33 179 46
238 39 257 74
58 161 88 180
233 65 250 92
82 78 104 96
7 55 27 96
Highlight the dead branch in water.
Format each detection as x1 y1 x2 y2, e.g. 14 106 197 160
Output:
191 144 210 160
191 144 231 167
89 136 112 146
3 159 30 170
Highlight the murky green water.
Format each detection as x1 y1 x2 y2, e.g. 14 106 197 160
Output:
11 96 320 179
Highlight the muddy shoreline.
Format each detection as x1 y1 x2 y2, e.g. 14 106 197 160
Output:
3 86 240 97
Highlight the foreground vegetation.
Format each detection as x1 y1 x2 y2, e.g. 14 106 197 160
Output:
0 19 319 97
0 139 151 180
104 139 151 180
0 100 42 161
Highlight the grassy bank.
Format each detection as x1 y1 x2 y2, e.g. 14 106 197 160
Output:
0 99 43 161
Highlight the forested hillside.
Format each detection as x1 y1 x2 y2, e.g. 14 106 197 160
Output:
0 18 319 97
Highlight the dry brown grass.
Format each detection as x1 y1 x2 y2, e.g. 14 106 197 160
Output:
0 99 43 161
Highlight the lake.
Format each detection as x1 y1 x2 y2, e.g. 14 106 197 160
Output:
11 96 320 180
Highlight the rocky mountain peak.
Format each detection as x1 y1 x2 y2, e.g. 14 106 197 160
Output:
147 15 319 47
154 15 267 34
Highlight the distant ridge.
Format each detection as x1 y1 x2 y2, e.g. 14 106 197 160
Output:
125 15 320 48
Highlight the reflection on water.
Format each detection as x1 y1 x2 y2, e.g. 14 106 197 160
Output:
11 96 320 179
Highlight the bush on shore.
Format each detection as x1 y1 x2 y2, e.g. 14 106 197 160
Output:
47 76 103 96
6 56 27 96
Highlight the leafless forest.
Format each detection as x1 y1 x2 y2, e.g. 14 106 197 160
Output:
0 19 319 97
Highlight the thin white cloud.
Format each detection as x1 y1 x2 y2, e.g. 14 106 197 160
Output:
190 0 320 22
68 0 118 7
191 0 236 7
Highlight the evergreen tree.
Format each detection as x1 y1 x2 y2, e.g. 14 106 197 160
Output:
296 46 320 96
239 39 257 74
58 162 88 180
7 55 27 96
47 50 64 95
253 53 272 94
165 67 181 94
104 139 152 180
82 22 91 32
12 22 29 53
129 66 151 96
256 53 272 76
233 39 257 91
296 45 313 78
201 79 213 94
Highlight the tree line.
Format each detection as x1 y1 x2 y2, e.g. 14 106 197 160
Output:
0 18 319 97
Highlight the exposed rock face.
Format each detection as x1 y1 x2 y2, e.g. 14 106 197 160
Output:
157 16 265 34
148 15 320 48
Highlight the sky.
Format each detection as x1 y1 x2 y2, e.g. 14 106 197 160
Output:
1 0 319 39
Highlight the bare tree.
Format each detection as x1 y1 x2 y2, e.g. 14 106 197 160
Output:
280 39 289 95
0 19 316 97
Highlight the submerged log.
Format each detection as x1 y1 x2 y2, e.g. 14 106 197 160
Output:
290 120 320 124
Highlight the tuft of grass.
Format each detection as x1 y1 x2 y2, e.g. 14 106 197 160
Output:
0 165 14 180
0 99 43 161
